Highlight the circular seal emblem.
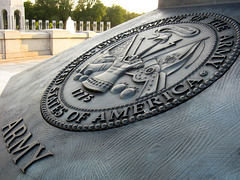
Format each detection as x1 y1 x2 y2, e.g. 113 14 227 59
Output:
41 13 240 131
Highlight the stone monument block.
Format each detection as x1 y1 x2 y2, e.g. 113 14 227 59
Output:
1 1 240 179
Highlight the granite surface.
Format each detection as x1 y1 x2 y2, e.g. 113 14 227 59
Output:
1 3 240 180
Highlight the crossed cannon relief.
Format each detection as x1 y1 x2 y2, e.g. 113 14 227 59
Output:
74 25 208 99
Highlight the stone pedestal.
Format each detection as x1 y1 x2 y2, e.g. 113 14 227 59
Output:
1 2 240 179
0 30 97 59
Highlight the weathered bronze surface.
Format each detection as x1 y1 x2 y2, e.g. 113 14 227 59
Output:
1 2 240 179
41 13 240 131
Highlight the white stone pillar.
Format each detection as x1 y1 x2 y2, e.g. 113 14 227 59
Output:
0 16 2 29
13 15 16 29
93 21 97 32
11 15 13 29
74 21 77 32
59 21 63 29
100 22 104 32
8 15 10 29
45 20 49 29
25 19 29 30
21 16 25 30
39 20 43 30
86 21 90 31
32 19 36 30
52 20 56 29
107 22 111 30
79 21 83 32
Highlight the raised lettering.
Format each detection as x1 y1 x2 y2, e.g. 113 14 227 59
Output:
172 83 189 95
109 107 129 121
2 119 54 174
209 19 230 31
2 118 23 138
4 124 27 148
147 97 163 110
72 88 95 102
12 140 40 164
187 79 203 88
133 103 144 115
211 49 231 59
49 87 59 94
92 112 106 123
7 132 32 153
206 59 225 69
161 91 173 101
66 112 79 122
219 35 234 42
206 35 234 68
50 104 68 117
20 144 53 173
75 113 90 123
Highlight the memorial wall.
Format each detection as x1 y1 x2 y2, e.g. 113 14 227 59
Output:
0 30 97 60
1 0 240 179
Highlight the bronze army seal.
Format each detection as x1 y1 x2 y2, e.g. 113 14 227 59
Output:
41 13 240 131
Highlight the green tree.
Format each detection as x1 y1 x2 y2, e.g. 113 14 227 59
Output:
125 11 142 22
73 0 98 21
91 0 106 22
103 5 127 27
24 0 36 20
58 0 74 23
34 0 59 20
24 0 142 29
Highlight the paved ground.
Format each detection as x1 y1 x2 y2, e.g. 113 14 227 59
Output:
0 56 52 95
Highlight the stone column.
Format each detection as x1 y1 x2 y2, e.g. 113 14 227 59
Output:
8 15 10 29
59 21 63 29
25 19 29 30
93 21 97 32
100 22 104 32
0 16 2 30
32 20 36 30
52 20 56 29
74 21 77 32
21 16 25 30
107 22 111 30
11 15 13 29
45 20 49 29
79 21 83 32
86 21 90 31
39 20 43 30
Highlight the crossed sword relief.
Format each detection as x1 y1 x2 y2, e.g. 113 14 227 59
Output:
74 26 208 99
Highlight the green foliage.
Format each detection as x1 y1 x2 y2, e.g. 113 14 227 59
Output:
73 0 106 22
24 0 74 25
24 0 143 28
58 0 74 23
73 1 142 28
103 5 126 27
125 11 143 22
24 0 35 20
